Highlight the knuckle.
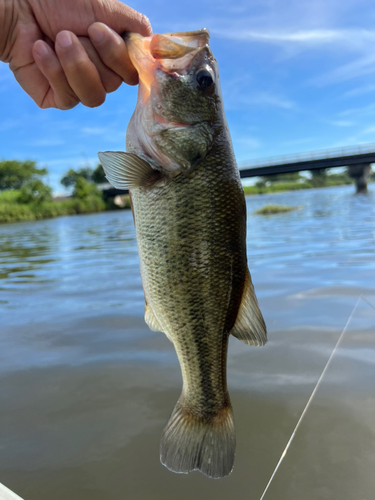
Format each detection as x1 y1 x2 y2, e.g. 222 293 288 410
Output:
59 100 79 111
139 13 153 36
49 65 64 81
38 101 51 110
123 72 139 86
57 93 80 110
63 56 88 73
100 49 120 69
104 76 122 93
83 92 106 108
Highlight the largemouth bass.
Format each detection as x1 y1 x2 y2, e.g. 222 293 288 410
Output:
99 29 267 479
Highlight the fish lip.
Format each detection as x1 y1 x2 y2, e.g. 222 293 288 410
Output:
163 28 210 39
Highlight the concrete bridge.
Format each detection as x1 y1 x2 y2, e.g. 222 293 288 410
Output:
99 144 374 197
239 144 375 193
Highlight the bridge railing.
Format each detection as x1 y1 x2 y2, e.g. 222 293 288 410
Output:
239 143 375 170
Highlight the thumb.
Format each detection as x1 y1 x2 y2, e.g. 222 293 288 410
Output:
92 1 152 37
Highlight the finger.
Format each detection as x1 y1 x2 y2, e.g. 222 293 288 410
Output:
33 40 80 110
78 36 122 93
55 31 106 108
88 23 138 86
92 2 152 38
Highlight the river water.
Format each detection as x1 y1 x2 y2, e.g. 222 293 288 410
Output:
0 185 374 500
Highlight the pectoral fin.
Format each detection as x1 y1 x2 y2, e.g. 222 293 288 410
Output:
230 270 267 347
98 151 156 189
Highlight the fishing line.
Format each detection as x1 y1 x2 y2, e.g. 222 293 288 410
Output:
360 293 375 310
0 481 24 500
259 295 362 500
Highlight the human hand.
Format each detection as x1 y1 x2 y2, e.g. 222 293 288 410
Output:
0 0 152 109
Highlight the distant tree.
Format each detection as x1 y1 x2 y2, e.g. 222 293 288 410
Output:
92 164 107 184
327 169 352 185
261 172 302 183
73 177 102 200
18 179 53 204
255 179 267 189
61 167 93 187
0 159 47 191
309 168 327 187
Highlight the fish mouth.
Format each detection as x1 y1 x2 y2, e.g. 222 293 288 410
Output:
125 29 210 99
149 29 210 59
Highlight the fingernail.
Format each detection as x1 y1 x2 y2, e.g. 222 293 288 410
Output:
57 31 73 48
89 24 106 44
34 40 49 57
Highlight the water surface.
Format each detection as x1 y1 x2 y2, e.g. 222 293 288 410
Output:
1 185 374 499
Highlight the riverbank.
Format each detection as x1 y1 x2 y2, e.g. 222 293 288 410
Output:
0 189 106 224
242 177 357 195
0 179 371 224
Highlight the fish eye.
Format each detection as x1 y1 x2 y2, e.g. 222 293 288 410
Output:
195 68 214 89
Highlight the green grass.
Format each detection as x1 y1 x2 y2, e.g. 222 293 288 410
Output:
243 181 313 196
255 204 301 215
243 175 356 196
0 190 106 223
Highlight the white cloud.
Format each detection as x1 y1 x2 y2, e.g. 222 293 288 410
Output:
329 127 375 147
343 83 375 98
81 127 107 135
45 156 99 167
212 26 375 50
211 21 375 86
0 118 21 132
250 91 295 109
31 138 65 147
224 86 296 110
339 103 375 117
213 28 345 45
362 126 375 135
311 53 375 86
281 137 317 147
235 137 261 149
329 120 355 127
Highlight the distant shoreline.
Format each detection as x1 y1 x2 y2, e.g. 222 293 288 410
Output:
0 181 372 225
242 179 361 196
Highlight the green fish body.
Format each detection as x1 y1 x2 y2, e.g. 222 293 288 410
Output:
99 29 267 479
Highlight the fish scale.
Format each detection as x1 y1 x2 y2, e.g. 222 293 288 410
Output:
132 138 247 454
99 28 267 478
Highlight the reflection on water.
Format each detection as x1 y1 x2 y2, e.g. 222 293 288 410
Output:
0 185 374 499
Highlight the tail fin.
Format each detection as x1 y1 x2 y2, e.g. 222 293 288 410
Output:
160 397 236 479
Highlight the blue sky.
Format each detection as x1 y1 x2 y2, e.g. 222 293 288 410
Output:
1 0 375 192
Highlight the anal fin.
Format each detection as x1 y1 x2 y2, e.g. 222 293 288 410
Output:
145 304 163 332
230 269 267 347
144 304 174 342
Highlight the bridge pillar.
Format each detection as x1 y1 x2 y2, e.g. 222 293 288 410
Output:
348 163 372 193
